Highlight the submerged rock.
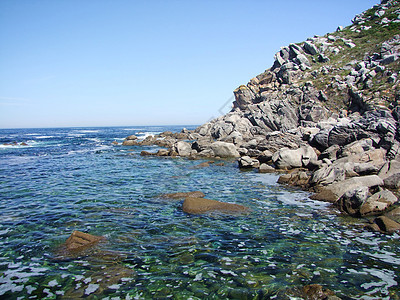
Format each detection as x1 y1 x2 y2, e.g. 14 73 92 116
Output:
182 197 249 215
160 191 205 200
62 231 104 254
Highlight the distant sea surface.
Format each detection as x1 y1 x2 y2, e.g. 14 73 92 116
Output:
0 126 399 299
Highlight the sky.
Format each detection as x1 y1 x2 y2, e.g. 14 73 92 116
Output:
0 0 379 128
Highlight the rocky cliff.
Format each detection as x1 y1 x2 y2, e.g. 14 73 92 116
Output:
194 0 400 160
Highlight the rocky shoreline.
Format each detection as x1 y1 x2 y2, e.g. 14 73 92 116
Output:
122 0 400 234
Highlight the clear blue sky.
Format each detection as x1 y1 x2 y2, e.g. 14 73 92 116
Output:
0 0 378 128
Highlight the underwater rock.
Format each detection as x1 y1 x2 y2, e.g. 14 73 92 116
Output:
64 230 104 252
182 197 249 215
160 191 205 200
372 216 400 234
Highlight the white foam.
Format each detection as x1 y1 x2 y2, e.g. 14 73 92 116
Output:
85 283 99 295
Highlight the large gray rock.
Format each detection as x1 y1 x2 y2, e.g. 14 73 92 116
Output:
378 160 400 180
272 146 317 169
175 141 192 157
311 175 384 203
383 173 400 189
304 41 319 55
210 142 240 158
310 164 346 186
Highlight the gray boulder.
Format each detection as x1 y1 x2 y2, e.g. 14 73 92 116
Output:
210 142 240 158
174 141 192 157
304 41 318 55
383 173 400 189
310 164 346 186
238 156 260 168
272 146 317 170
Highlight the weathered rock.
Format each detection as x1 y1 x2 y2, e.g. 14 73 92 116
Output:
175 141 192 157
336 187 369 216
210 141 240 158
385 207 400 223
259 163 276 173
303 41 319 55
302 284 338 300
160 191 205 200
126 135 138 140
64 231 104 252
272 146 317 169
122 139 139 146
378 160 400 180
310 164 346 186
383 173 400 189
156 149 170 156
238 156 260 168
182 197 249 215
278 169 310 187
373 216 400 234
140 150 156 156
319 144 341 161
359 189 398 216
257 150 273 163
311 175 384 203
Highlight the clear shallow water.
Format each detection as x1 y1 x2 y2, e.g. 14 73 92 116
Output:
0 126 399 299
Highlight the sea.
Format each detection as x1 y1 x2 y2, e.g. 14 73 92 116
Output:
0 126 399 299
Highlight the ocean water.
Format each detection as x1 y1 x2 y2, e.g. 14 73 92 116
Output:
0 126 399 299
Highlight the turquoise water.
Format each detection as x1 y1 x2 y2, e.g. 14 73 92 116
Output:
0 126 399 299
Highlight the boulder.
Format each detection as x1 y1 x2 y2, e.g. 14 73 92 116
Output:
175 141 192 157
122 139 139 146
303 41 319 55
126 135 138 140
140 150 156 156
160 191 205 200
385 207 400 223
311 175 384 203
378 160 400 180
182 197 249 215
384 173 400 189
238 156 260 168
319 144 341 161
360 189 398 216
310 164 346 186
210 142 240 158
336 187 369 216
272 146 317 169
156 149 170 156
373 216 400 234
259 163 276 173
64 231 104 252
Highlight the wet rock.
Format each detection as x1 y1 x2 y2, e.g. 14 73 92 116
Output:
140 150 156 156
259 163 276 173
210 141 240 158
122 139 139 146
373 216 400 234
156 149 170 156
311 175 383 203
111 141 119 145
336 187 369 216
182 197 249 215
360 189 398 216
160 191 205 200
278 169 310 187
63 231 104 253
385 207 400 223
126 135 138 140
302 284 339 300
238 156 260 168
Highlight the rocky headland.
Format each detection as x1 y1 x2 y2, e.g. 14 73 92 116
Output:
123 0 400 234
